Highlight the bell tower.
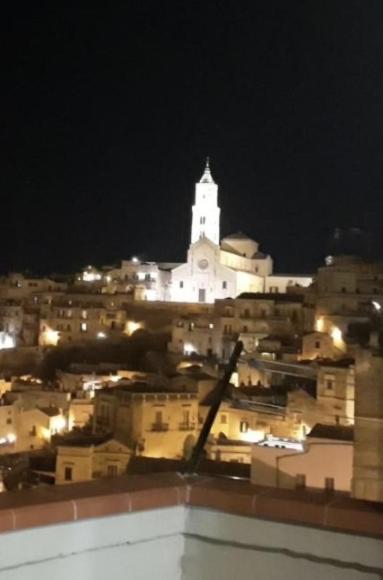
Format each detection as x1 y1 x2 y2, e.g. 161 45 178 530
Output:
191 157 220 246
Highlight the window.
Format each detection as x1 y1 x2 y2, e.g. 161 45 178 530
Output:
182 410 190 425
222 281 227 289
155 410 163 425
30 425 36 436
325 477 335 492
179 281 184 288
242 325 248 333
240 421 249 433
295 473 306 489
80 322 87 332
81 310 87 319
6 418 12 425
107 465 118 477
200 216 206 225
220 414 227 424
326 379 334 390
64 467 73 482
315 340 320 349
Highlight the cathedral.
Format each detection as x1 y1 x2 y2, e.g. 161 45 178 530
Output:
170 159 308 303
84 159 312 303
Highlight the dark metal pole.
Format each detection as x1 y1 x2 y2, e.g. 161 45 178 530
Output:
185 340 243 474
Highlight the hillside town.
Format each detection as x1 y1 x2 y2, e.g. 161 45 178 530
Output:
0 162 380 504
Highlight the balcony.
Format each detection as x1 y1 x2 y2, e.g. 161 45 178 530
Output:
178 422 196 431
0 473 381 579
151 422 169 432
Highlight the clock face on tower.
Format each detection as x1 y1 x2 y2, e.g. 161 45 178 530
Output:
198 258 209 270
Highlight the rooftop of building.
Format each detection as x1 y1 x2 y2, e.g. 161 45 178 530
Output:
54 433 130 448
38 406 61 417
316 357 355 368
236 292 305 303
127 456 250 479
98 381 197 395
222 231 255 241
307 423 354 441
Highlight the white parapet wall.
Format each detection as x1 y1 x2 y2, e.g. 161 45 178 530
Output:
0 503 382 580
0 506 185 580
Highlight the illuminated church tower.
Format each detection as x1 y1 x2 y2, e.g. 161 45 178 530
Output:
191 157 220 246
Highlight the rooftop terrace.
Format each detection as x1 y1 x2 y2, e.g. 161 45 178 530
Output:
0 472 381 579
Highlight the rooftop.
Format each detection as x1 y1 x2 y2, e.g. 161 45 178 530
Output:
236 292 305 303
98 381 197 395
308 423 354 442
38 406 61 417
0 472 381 579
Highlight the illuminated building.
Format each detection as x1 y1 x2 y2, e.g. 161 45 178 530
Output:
251 423 354 492
93 383 199 459
56 437 131 484
171 160 274 303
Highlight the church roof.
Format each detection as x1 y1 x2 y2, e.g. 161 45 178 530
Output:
252 251 267 259
220 242 244 256
222 231 254 241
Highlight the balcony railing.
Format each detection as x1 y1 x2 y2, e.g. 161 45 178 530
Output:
178 422 196 431
151 422 169 432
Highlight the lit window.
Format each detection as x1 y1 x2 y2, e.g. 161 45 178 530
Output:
81 310 87 319
80 322 87 332
240 420 248 433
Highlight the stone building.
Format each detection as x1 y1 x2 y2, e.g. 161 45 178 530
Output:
93 382 199 459
352 341 383 502
56 436 131 484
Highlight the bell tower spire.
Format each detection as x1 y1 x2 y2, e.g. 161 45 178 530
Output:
199 156 215 184
191 158 220 245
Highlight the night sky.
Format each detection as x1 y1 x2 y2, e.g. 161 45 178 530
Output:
2 1 383 275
